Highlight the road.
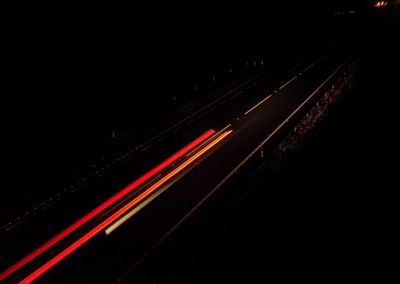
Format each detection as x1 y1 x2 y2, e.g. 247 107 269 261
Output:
0 43 355 283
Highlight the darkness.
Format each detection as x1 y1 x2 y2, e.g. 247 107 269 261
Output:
133 11 400 283
3 0 345 207
2 0 400 283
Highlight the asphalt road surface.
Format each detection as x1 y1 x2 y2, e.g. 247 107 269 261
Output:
2 2 398 283
0 39 357 283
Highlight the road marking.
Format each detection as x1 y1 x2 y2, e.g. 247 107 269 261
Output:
279 75 298 90
173 72 265 131
139 144 152 152
105 129 235 235
0 130 216 283
4 71 268 235
303 62 316 73
14 130 233 284
244 95 272 115
157 136 166 143
223 62 346 188
186 118 197 125
173 126 183 133
219 124 232 133
105 180 175 235
151 62 347 251
289 62 302 73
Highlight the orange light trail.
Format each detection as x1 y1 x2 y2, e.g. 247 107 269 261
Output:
374 1 387 7
0 129 215 282
19 130 232 283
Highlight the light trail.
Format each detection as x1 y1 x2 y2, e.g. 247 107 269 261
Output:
0 129 215 282
19 130 232 284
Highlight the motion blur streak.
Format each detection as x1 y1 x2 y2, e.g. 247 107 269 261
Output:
19 130 232 284
0 129 215 282
106 129 234 234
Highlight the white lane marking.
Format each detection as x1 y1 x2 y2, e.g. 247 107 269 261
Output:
186 118 197 125
289 62 302 73
178 72 265 127
301 50 332 76
219 124 232 133
173 126 183 133
140 144 152 152
244 95 272 115
303 62 316 73
2 73 267 232
157 136 166 142
197 112 207 119
105 130 232 235
221 62 346 187
152 62 347 242
279 75 298 90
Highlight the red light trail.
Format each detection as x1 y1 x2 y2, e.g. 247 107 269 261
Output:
0 129 216 282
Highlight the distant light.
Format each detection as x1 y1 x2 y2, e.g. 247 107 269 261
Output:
334 11 345 16
374 1 388 8
348 10 356 14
